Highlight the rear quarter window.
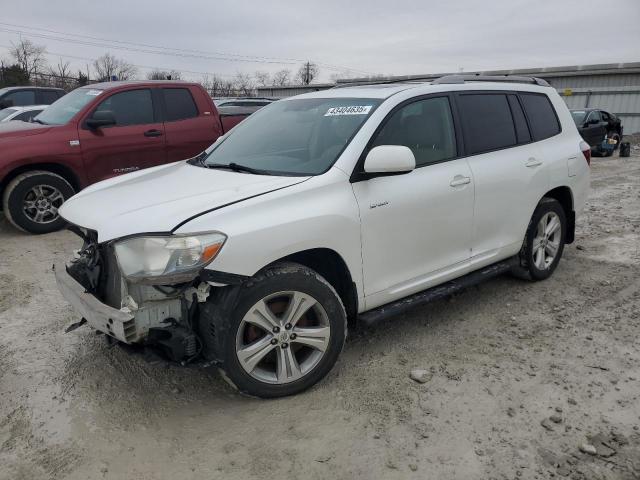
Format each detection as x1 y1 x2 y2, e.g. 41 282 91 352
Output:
519 93 561 141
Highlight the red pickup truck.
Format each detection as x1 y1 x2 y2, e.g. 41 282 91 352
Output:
0 81 252 233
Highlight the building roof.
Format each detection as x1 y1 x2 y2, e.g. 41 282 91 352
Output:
337 62 640 85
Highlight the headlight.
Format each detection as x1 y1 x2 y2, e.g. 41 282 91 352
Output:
114 232 226 284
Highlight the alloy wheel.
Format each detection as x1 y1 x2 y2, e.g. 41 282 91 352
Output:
22 184 64 224
235 291 331 384
532 212 561 270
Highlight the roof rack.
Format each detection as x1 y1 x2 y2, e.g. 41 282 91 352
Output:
432 74 550 87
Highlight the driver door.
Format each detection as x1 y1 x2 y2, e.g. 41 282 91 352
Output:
351 95 474 310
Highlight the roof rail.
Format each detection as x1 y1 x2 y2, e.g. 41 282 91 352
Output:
432 74 550 87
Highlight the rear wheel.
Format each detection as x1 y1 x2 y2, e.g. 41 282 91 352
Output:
200 262 347 398
518 198 566 281
2 171 74 234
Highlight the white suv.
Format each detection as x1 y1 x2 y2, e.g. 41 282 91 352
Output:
55 75 590 398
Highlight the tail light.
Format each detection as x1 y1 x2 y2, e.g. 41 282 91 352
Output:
580 141 591 166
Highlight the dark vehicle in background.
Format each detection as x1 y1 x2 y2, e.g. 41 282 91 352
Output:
0 81 255 234
571 108 623 157
0 86 65 110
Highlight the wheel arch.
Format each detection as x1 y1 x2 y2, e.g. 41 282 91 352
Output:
0 163 81 206
264 248 359 323
542 186 575 244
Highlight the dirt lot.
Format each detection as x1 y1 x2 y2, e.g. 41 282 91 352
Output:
1 153 639 480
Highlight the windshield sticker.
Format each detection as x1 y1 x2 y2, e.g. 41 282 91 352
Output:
86 90 103 96
325 105 372 116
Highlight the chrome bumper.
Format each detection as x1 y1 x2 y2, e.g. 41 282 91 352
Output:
54 262 136 343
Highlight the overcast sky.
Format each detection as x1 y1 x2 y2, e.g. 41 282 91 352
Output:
1 0 639 83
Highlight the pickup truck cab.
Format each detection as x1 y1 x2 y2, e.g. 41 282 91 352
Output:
55 76 590 398
0 81 250 233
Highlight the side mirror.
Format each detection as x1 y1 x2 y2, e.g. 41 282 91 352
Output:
364 145 416 174
86 110 116 129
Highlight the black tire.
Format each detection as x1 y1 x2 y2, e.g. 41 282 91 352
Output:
199 262 347 398
517 198 566 281
2 171 74 234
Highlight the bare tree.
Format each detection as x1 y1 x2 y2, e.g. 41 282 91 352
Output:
295 62 318 85
200 74 228 97
253 70 270 87
46 58 73 89
233 72 255 96
10 39 47 82
93 53 137 81
146 69 181 80
271 69 291 86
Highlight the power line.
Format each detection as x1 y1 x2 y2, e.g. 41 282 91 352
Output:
0 44 237 79
0 21 375 75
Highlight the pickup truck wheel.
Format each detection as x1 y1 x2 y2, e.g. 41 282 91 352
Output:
201 262 347 398
2 171 74 234
518 198 566 281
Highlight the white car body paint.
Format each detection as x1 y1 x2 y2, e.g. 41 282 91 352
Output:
60 81 589 315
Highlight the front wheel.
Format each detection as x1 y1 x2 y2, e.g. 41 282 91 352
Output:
518 198 566 281
200 262 347 398
2 171 75 234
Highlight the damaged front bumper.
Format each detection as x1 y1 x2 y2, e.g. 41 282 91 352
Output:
54 262 137 343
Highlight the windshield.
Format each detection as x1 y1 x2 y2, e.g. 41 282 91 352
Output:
35 88 103 125
0 108 18 121
204 97 381 175
571 110 587 126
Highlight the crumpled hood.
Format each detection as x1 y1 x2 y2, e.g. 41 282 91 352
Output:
60 161 309 242
0 120 54 139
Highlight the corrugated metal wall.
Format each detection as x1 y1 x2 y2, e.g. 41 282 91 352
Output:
547 73 640 89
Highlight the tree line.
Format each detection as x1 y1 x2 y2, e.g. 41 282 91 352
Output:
0 39 320 96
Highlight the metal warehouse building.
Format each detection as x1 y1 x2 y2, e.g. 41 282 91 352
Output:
258 62 640 134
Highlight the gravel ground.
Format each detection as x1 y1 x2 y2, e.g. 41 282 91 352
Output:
1 153 639 480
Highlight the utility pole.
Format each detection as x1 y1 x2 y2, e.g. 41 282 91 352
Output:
305 61 310 85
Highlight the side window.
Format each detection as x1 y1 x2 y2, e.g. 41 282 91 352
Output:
371 96 457 167
519 93 561 141
162 88 198 122
5 90 36 106
94 89 154 126
457 93 516 154
40 90 61 104
507 95 531 144
587 111 601 123
14 110 42 122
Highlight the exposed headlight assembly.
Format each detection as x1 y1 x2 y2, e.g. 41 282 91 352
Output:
114 232 226 284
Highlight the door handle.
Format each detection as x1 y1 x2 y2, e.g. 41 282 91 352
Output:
525 157 543 168
144 129 163 137
449 175 471 187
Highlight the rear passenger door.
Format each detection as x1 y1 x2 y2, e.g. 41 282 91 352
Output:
353 95 475 309
160 87 218 161
455 92 551 264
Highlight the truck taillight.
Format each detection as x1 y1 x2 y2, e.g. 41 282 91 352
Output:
580 141 591 166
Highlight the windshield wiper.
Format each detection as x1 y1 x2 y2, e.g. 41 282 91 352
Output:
206 162 272 175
